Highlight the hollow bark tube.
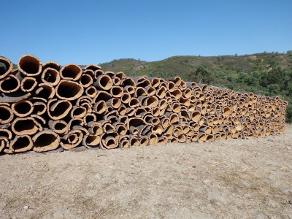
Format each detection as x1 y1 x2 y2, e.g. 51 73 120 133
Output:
95 75 113 90
48 120 68 135
56 80 84 101
41 67 61 86
79 73 93 88
0 137 9 153
0 75 20 93
12 100 34 117
0 56 13 79
83 134 101 148
9 135 33 153
120 137 130 148
35 83 56 99
20 77 37 92
18 55 42 76
110 86 123 98
12 117 42 136
33 130 60 152
71 106 87 119
149 133 158 145
101 133 118 149
47 99 72 120
0 105 14 125
43 61 61 71
60 64 82 81
61 130 83 150
32 101 47 116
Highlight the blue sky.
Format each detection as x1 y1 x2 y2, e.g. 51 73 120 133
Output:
0 0 291 64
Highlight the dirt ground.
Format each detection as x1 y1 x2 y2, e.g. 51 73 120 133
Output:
0 126 292 219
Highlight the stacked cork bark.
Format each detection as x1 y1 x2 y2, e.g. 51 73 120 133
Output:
0 55 287 154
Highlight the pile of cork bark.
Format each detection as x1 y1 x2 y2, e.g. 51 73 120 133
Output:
0 55 287 154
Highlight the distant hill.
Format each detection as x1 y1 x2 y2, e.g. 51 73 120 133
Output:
101 52 292 122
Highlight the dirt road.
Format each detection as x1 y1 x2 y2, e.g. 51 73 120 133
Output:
0 126 292 218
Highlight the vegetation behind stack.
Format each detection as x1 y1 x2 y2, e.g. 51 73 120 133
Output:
101 52 292 122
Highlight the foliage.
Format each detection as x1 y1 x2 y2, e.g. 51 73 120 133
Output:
101 52 292 122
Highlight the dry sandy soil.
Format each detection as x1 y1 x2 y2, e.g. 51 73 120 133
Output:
0 126 292 219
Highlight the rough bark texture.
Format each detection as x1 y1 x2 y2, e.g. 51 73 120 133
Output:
0 55 288 155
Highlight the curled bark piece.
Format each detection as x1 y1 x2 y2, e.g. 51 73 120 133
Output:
12 100 33 117
0 75 20 93
149 133 158 145
0 56 13 79
48 120 68 135
41 68 60 86
135 87 147 98
129 98 140 108
0 105 14 124
152 78 161 88
191 111 201 123
223 107 232 117
85 64 101 71
33 130 60 152
71 106 87 119
0 129 12 139
69 118 84 129
110 86 123 98
146 86 156 96
101 133 118 149
103 122 115 134
152 124 163 135
47 99 72 120
94 100 108 114
171 89 182 100
137 77 150 87
60 64 82 81
143 96 158 108
0 92 31 103
125 86 135 95
32 101 47 116
120 136 130 148
171 102 181 113
80 73 93 88
12 117 42 136
85 86 98 98
94 69 104 79
156 86 167 99
122 78 136 87
168 81 175 92
135 107 147 118
9 135 33 153
113 76 121 85
18 55 42 76
35 83 56 99
83 134 101 147
130 136 140 147
116 72 126 80
43 61 61 71
128 118 146 135
95 74 113 90
84 113 97 124
169 113 179 124
116 123 127 136
108 98 121 109
93 91 112 102
20 76 37 92
140 137 149 146
88 122 103 135
0 137 9 153
56 80 84 100
61 130 84 150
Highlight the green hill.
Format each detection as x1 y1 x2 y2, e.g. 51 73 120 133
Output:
101 52 292 122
